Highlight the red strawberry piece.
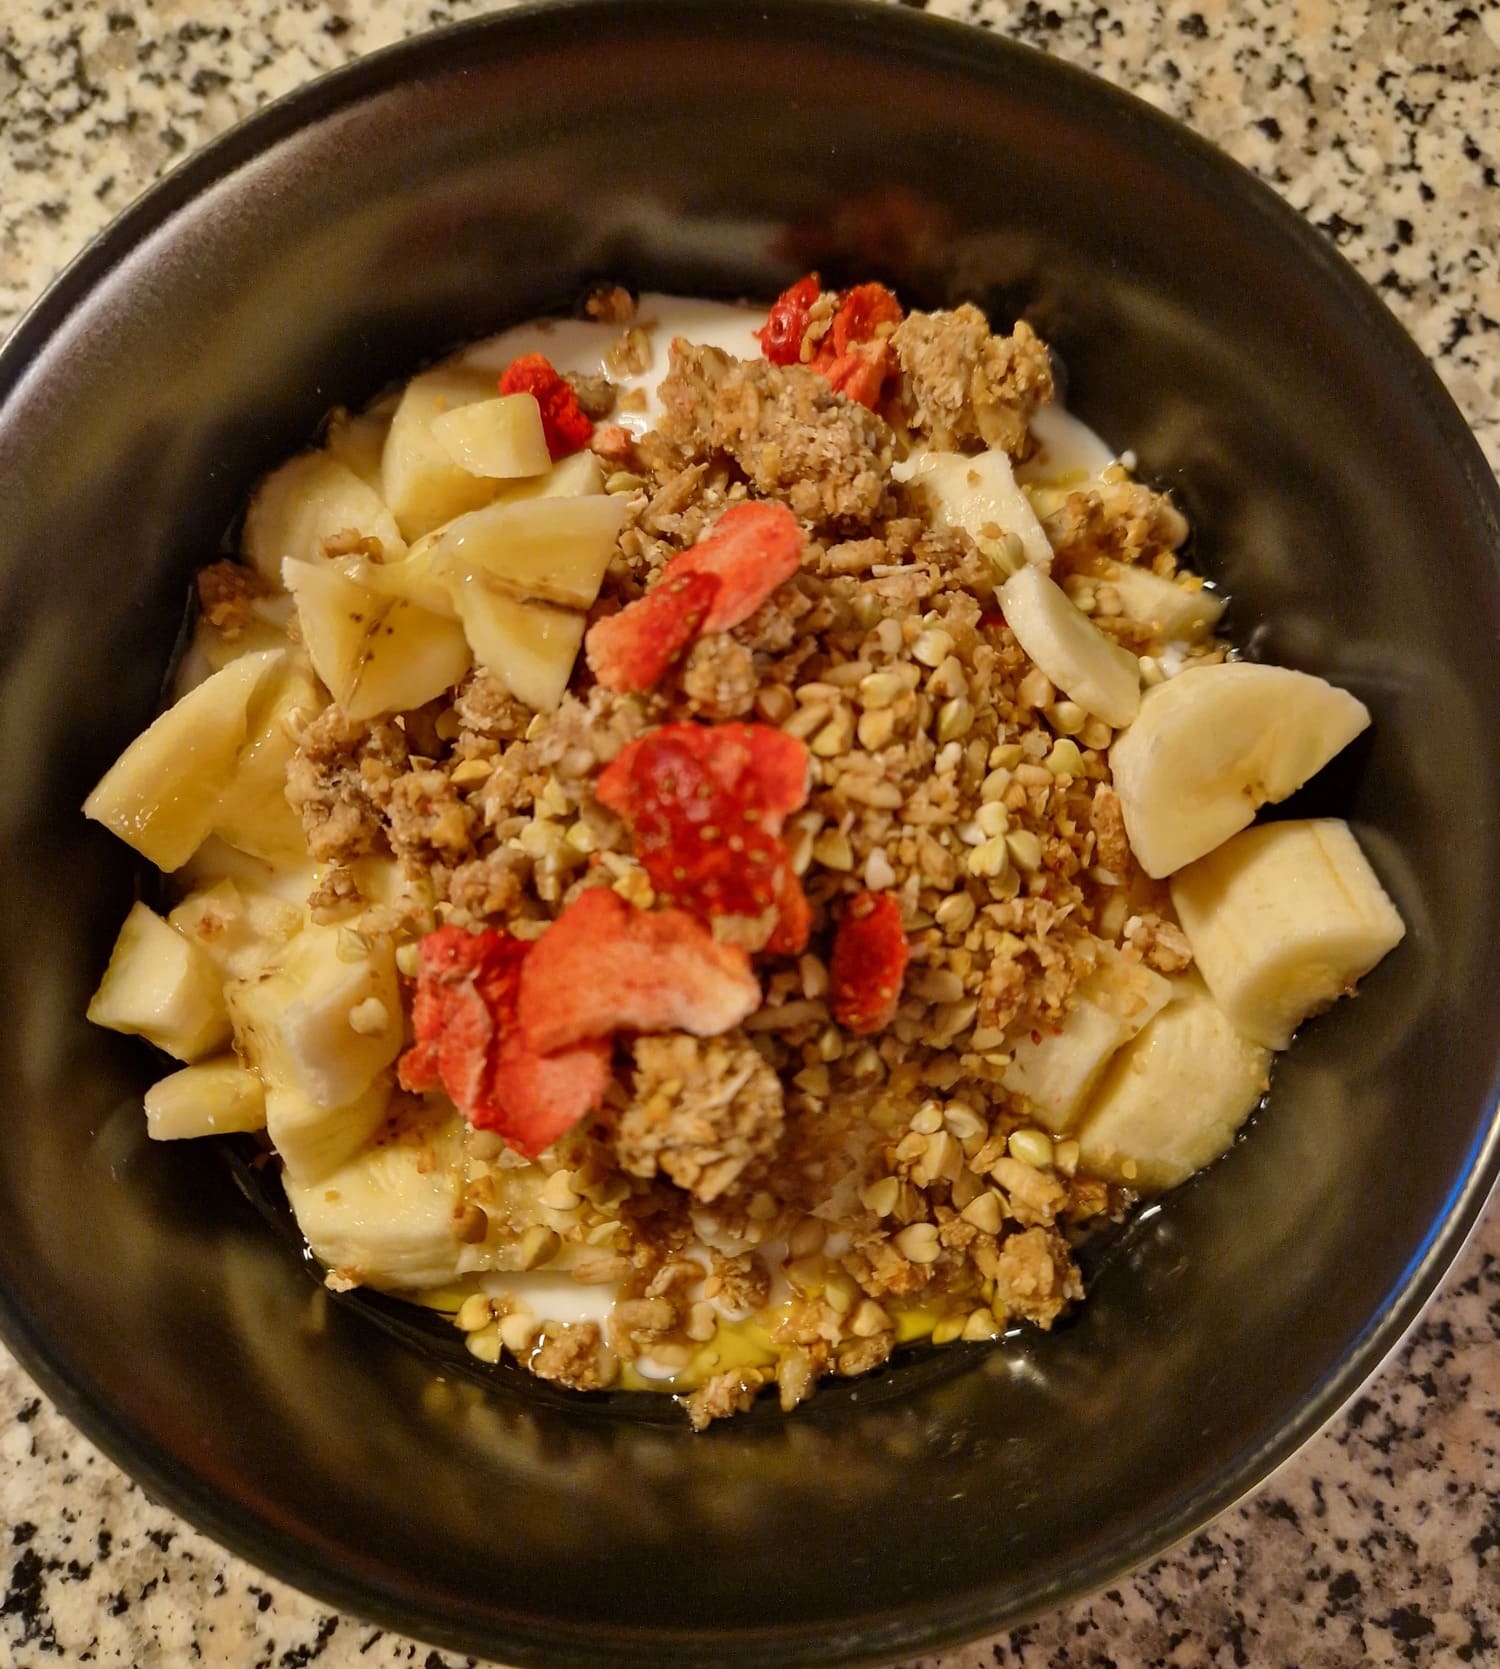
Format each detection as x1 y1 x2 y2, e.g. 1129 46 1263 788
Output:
828 281 903 356
595 721 811 920
830 892 910 1035
662 501 804 633
594 721 809 923
519 888 760 1054
818 340 892 412
488 1028 612 1160
498 352 594 458
596 722 811 839
756 273 823 365
397 925 609 1160
585 569 719 693
764 868 812 957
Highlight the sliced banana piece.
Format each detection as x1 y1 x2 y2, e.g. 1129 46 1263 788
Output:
999 563 1142 727
1109 663 1371 878
88 903 230 1063
493 449 605 503
381 365 507 539
190 612 294 680
453 587 586 713
421 493 628 610
168 878 303 982
226 923 401 1108
282 1110 469 1290
265 1074 392 1185
1105 565 1225 641
899 449 1053 571
1075 975 1271 1191
349 452 611 617
344 598 472 724
324 405 393 488
212 655 322 862
243 451 406 585
282 559 470 721
1002 950 1173 1133
1169 818 1405 1050
281 559 382 705
430 394 551 479
145 1059 267 1141
84 649 287 872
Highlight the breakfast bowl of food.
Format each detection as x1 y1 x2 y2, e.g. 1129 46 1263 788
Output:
2 1 1497 1663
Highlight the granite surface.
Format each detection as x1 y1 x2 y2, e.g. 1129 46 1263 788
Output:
1 0 1498 1664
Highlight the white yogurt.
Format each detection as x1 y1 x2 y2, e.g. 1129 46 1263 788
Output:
1020 402 1119 483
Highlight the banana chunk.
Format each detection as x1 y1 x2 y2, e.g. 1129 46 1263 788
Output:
900 448 1054 571
145 1059 267 1141
421 493 628 610
168 878 303 982
1169 819 1405 1050
453 587 586 713
1002 950 1172 1133
1109 662 1371 878
381 365 508 539
1105 565 1225 641
430 394 551 480
227 923 401 1108
282 1111 468 1290
88 902 231 1063
1075 975 1271 1192
84 649 287 872
211 655 322 862
243 450 406 585
999 564 1142 727
282 559 470 723
265 1075 392 1185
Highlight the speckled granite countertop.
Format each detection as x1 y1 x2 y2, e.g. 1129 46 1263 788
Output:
2 1 1497 1664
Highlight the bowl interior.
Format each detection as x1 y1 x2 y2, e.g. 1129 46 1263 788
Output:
1 4 1498 1664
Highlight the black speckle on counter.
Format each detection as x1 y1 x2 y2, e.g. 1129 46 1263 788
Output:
1383 1603 1437 1643
1 1547 60 1651
278 1615 339 1666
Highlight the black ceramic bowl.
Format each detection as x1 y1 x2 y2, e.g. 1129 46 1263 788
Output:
2 3 1498 1664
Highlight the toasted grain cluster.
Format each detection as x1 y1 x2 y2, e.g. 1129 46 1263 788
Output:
238 295 1231 1418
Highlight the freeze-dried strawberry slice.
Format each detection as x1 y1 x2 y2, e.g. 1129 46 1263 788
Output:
498 352 593 458
756 276 902 410
519 888 760 1054
819 340 892 412
828 282 903 357
662 501 804 633
595 723 811 937
757 273 823 365
830 892 910 1035
595 721 811 926
490 1027 612 1160
397 925 609 1159
585 570 719 693
398 926 510 1104
596 722 810 838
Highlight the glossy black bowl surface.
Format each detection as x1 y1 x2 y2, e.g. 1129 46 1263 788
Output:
1 3 1498 1665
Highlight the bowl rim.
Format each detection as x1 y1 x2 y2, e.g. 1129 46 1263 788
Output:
3 1 1499 1663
